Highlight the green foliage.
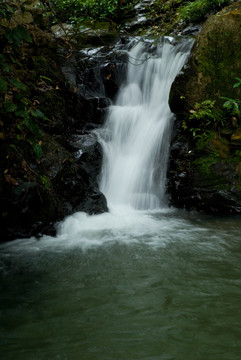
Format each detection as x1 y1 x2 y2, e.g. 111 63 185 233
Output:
222 97 241 117
194 153 220 175
5 25 32 46
0 1 15 19
221 77 241 117
183 77 241 150
178 0 233 23
233 77 241 88
150 0 233 35
49 0 136 24
0 1 47 162
40 174 51 190
50 0 115 23
0 76 8 92
149 0 186 35
188 100 224 139
33 143 43 160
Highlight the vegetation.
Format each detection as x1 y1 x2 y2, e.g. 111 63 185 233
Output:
45 0 138 25
0 1 46 164
221 79 241 118
0 0 73 195
178 0 233 23
149 0 235 35
186 77 241 140
182 77 241 182
186 100 224 139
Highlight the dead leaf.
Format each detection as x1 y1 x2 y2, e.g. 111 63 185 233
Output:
33 99 40 106
106 74 111 80
22 160 28 171
5 174 19 186
36 81 53 92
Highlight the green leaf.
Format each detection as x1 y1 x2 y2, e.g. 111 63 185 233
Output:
33 143 42 159
234 77 241 88
4 101 17 112
5 4 15 15
24 116 41 137
0 4 14 19
0 9 7 18
40 175 51 190
16 25 32 43
4 27 14 43
3 63 12 73
0 55 5 64
15 109 28 118
5 26 32 46
9 79 27 91
0 76 8 92
17 134 24 140
30 109 47 119
40 75 53 83
10 144 18 152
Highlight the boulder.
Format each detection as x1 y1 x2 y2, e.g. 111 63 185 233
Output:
170 1 241 115
168 1 241 214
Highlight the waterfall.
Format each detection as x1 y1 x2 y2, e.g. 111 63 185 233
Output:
97 38 192 210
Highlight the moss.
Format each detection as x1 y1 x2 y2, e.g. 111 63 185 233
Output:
178 0 232 23
197 30 241 106
32 54 48 68
194 154 220 175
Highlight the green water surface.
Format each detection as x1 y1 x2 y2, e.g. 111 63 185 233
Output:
0 210 241 360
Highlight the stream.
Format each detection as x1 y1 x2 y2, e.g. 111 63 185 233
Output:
1 37 241 359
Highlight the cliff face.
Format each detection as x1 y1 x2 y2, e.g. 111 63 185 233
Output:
168 1 241 214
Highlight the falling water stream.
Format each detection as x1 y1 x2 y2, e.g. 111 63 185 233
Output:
1 38 241 360
98 39 189 210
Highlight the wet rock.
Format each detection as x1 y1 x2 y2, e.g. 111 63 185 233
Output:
180 24 202 36
122 0 155 32
58 42 128 130
42 132 108 217
0 181 59 241
66 133 108 214
74 189 108 214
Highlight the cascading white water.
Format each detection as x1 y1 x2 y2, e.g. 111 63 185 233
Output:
98 38 192 210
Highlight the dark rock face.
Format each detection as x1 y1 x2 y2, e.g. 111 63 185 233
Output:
0 32 130 241
0 130 109 240
67 133 108 214
168 1 241 214
0 181 59 240
122 0 156 32
168 137 241 214
59 44 128 130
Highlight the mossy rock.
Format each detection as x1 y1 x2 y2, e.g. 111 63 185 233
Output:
168 2 241 214
170 1 241 116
